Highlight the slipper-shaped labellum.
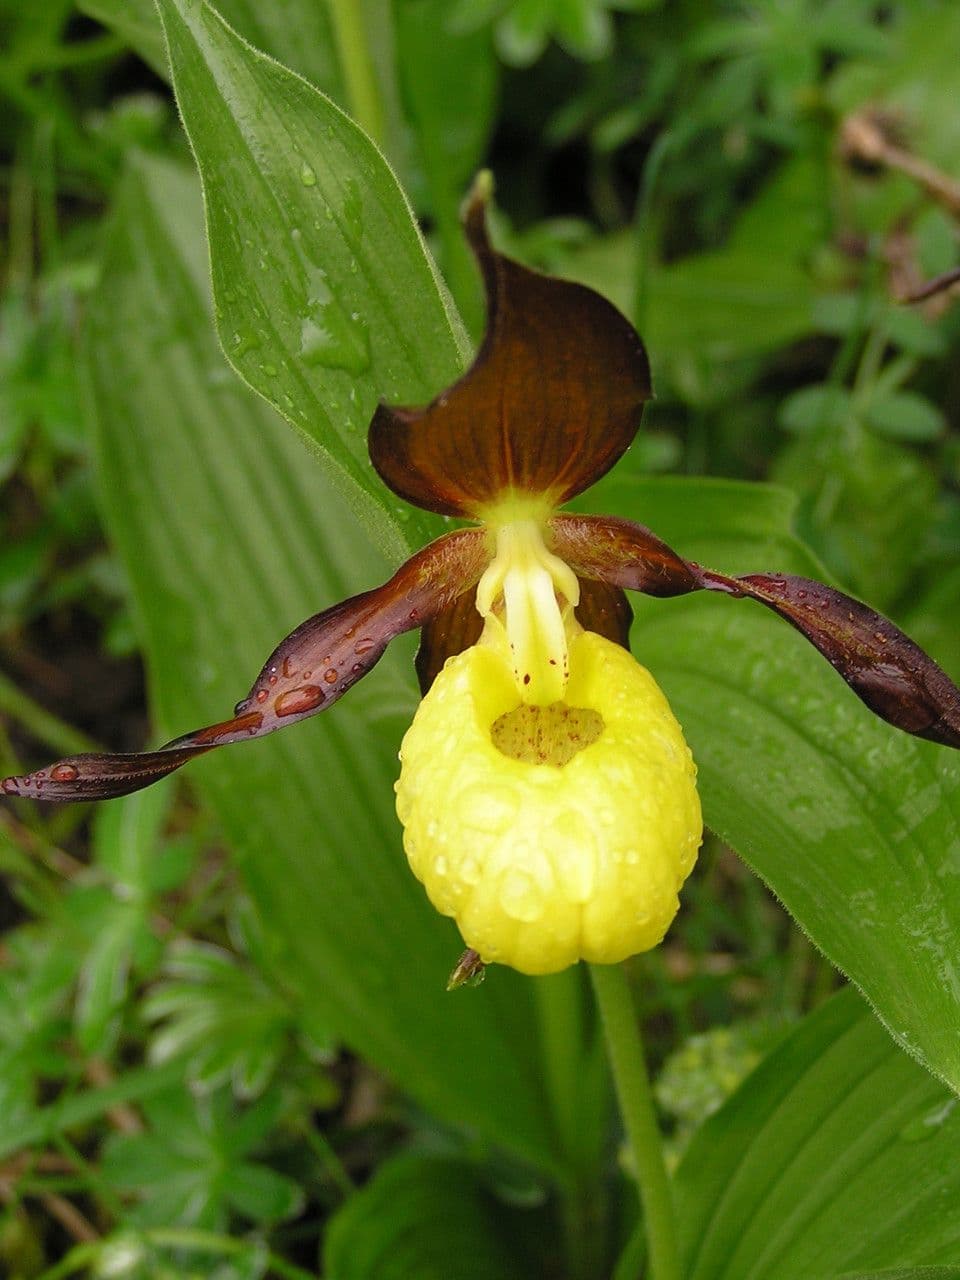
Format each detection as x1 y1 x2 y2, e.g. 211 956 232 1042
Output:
5 177 960 978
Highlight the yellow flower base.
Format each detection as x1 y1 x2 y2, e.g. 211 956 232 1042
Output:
396 630 702 975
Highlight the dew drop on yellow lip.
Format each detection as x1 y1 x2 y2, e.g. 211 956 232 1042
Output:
395 628 702 976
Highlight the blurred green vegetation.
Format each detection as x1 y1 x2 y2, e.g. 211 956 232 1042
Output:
1 1 958 1276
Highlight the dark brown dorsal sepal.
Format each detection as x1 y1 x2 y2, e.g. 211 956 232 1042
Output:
369 176 652 518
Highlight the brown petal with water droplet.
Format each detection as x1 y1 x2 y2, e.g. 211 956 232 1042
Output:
550 512 960 749
703 571 960 748
1 529 490 802
368 180 651 517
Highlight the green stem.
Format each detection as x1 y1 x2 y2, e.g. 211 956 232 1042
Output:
300 1117 356 1199
535 971 594 1280
326 0 384 148
0 666 101 757
589 963 679 1280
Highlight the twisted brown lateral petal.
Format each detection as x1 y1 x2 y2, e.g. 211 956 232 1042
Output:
1 529 489 802
550 513 960 749
369 182 651 517
414 574 633 695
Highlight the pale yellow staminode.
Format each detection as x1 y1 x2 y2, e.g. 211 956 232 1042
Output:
396 627 702 975
475 504 580 706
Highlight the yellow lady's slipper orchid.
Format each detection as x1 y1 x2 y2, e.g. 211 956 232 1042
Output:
399 627 700 975
6 178 960 981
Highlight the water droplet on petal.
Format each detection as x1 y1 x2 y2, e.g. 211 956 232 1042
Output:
52 764 78 782
500 870 543 922
275 685 325 717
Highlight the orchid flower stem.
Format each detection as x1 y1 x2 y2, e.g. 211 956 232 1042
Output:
326 0 384 148
536 971 595 1280
589 962 680 1280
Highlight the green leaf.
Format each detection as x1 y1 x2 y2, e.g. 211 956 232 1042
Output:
143 941 294 1099
92 777 172 886
155 0 469 554
865 391 946 443
81 154 555 1172
773 428 936 607
323 1152 539 1280
675 989 960 1279
584 473 960 1094
837 1270 960 1280
101 1085 303 1229
80 0 345 96
561 157 826 383
73 785 181 1055
78 0 168 77
830 5 960 178
778 385 853 434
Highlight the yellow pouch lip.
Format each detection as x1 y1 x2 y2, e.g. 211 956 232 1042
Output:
397 630 702 975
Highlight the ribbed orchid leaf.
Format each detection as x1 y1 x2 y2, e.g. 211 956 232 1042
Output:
154 0 468 554
577 473 960 1093
675 987 960 1279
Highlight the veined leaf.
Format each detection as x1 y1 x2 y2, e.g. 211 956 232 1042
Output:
155 0 470 555
80 0 345 97
324 1152 539 1280
585 473 960 1093
80 153 555 1171
675 988 960 1278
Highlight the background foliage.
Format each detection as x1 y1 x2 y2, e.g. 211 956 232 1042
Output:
1 2 960 1277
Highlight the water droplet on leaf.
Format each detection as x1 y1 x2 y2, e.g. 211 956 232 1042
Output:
299 268 370 374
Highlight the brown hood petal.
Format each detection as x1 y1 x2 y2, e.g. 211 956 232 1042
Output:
369 179 652 517
2 529 489 802
550 513 960 749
